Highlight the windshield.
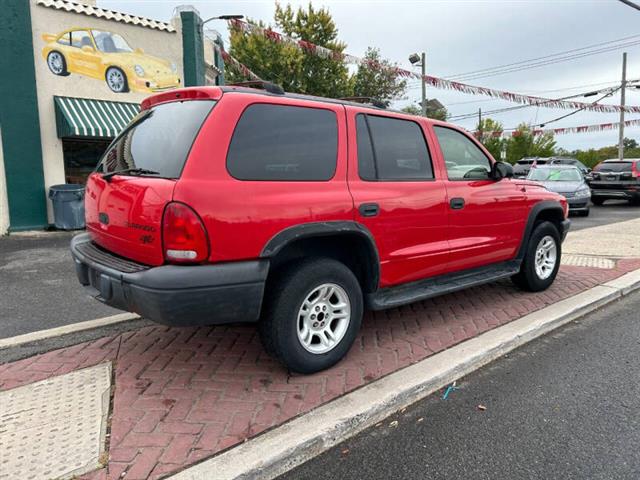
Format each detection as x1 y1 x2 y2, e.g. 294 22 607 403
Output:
595 161 632 173
92 30 134 53
98 100 215 178
528 168 582 182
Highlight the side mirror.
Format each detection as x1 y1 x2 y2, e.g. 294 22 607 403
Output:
492 161 513 180
81 45 94 53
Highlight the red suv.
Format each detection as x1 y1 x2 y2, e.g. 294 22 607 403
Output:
71 85 570 373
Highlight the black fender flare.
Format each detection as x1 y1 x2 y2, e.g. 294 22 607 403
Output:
516 200 567 261
261 221 380 292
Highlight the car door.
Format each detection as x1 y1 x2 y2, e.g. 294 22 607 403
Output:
68 30 102 78
346 108 449 287
431 125 527 272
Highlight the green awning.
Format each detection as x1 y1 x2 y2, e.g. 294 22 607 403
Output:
54 96 140 139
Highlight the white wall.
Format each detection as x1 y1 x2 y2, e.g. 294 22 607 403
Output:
29 0 183 222
0 128 10 235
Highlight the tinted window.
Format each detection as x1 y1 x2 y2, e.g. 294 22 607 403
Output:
434 127 492 180
99 100 215 178
595 161 632 172
356 114 433 180
57 32 71 46
227 104 338 181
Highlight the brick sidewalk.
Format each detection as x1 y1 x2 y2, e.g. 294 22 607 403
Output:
2 259 640 480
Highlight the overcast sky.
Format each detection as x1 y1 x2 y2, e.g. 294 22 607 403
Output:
102 0 640 151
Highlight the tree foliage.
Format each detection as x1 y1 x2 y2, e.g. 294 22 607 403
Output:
226 3 407 103
476 118 505 161
353 48 406 107
400 102 448 120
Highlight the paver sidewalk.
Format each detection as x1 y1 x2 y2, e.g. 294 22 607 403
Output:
1 221 639 480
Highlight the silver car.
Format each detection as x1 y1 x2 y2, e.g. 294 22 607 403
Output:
527 165 591 216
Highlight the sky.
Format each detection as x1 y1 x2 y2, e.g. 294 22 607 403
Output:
100 0 640 151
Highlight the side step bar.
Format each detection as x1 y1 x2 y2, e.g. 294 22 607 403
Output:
366 260 521 310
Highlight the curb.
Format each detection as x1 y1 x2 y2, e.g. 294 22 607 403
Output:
168 268 640 480
0 313 139 350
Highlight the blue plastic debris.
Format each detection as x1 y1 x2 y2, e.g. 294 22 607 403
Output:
442 381 459 400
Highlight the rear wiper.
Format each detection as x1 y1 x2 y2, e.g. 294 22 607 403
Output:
102 168 160 182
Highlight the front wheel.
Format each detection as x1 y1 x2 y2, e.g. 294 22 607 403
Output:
512 221 561 292
105 67 129 93
259 258 363 374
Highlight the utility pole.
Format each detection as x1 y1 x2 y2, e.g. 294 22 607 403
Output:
618 52 627 160
478 108 482 139
421 52 427 117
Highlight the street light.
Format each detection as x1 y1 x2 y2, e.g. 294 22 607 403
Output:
409 52 427 116
202 14 244 25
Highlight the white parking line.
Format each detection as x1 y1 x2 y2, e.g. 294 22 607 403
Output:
0 313 139 350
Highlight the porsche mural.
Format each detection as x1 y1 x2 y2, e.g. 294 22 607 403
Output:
42 28 181 93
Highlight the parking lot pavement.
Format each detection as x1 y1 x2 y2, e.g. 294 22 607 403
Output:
1 258 639 480
0 231 117 338
280 289 640 480
570 200 638 231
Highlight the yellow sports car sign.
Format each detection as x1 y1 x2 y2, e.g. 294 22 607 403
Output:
42 28 181 93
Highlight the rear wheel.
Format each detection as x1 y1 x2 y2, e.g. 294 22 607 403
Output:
47 51 69 76
512 221 561 292
259 258 363 374
591 197 605 206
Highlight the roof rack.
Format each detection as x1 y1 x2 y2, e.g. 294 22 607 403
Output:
339 96 387 109
229 80 285 95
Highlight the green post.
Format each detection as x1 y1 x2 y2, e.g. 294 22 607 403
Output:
180 10 206 87
0 1 48 230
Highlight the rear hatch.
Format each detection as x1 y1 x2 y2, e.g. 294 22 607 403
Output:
86 99 215 266
590 160 638 190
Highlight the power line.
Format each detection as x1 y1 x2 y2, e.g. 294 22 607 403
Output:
447 39 640 82
443 32 640 80
618 0 640 11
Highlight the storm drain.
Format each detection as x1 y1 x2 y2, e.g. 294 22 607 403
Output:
0 362 111 480
561 254 616 269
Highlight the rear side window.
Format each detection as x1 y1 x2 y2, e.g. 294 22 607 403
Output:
99 100 215 178
227 104 338 181
356 114 433 181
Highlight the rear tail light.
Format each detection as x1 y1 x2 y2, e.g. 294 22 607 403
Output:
162 202 209 264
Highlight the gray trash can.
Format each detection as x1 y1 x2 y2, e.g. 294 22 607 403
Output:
48 184 86 230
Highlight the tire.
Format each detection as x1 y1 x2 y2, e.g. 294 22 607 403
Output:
591 197 605 206
512 221 561 292
581 208 590 217
105 67 129 93
259 258 363 374
47 51 69 76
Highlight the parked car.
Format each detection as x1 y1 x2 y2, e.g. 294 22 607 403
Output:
527 165 591 216
513 157 549 178
588 158 640 205
42 28 180 93
70 85 570 373
548 157 591 177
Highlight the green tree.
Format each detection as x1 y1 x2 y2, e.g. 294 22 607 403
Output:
353 47 406 106
623 137 638 149
400 101 448 120
476 118 505 161
505 123 556 163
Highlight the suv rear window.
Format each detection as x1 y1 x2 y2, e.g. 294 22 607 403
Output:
595 161 632 172
99 100 215 178
227 104 338 181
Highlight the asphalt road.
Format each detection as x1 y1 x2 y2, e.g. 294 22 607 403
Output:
570 199 639 231
280 290 640 480
0 231 117 338
0 200 636 339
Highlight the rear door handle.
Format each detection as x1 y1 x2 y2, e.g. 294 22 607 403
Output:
359 203 379 217
450 197 465 210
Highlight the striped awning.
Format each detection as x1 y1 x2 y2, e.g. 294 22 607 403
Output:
54 96 140 139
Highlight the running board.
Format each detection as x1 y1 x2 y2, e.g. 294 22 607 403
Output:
366 260 521 310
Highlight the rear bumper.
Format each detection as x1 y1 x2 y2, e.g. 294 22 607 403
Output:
70 233 268 326
591 189 639 200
